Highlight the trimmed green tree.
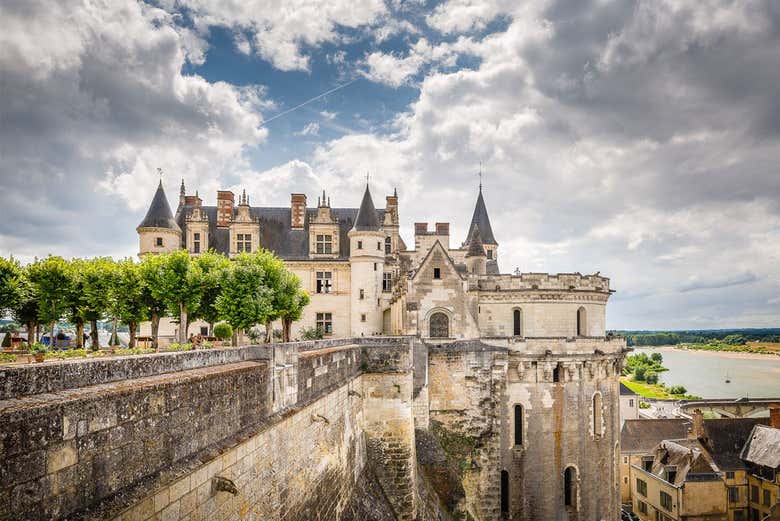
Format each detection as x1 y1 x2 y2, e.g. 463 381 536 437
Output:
192 251 231 336
0 257 24 316
112 259 147 348
80 257 118 350
138 254 169 350
27 256 72 345
215 253 273 346
277 271 310 342
152 250 204 344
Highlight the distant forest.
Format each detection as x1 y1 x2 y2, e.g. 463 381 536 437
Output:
615 328 780 346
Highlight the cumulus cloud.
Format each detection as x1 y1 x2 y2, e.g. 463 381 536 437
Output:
680 272 759 293
295 122 320 136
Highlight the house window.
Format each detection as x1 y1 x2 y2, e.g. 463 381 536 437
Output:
637 501 647 515
487 249 493 259
564 466 577 509
237 233 252 252
553 364 561 383
385 236 391 254
374 262 377 271
664 466 677 484
764 490 771 507
624 457 628 464
577 306 587 336
734 511 744 521
382 273 392 292
592 393 603 438
513 309 522 336
500 470 509 513
624 477 628 484
433 267 441 279
629 399 634 407
729 487 739 503
642 456 654 472
357 240 363 250
156 237 163 247
514 405 523 446
660 490 672 511
316 271 332 294
200 326 208 335
377 241 381 250
315 313 333 335
359 289 364 300
751 486 759 503
429 312 449 338
361 314 366 322
315 234 333 254
636 478 647 497
726 471 735 480
193 232 201 253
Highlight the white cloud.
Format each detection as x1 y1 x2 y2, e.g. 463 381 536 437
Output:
296 122 320 136
320 110 338 120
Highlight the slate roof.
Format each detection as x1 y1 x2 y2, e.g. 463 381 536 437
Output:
650 439 719 485
465 225 486 257
701 418 769 471
176 204 385 260
138 181 180 231
621 419 690 452
468 187 497 245
620 382 638 396
740 424 780 469
353 185 381 231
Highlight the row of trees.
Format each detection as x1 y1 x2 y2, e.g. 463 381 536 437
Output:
0 250 309 349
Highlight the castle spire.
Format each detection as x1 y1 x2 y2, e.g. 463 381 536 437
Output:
138 180 181 232
468 181 497 245
180 178 185 196
353 184 380 231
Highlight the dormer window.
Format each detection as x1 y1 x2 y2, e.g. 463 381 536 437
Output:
316 234 333 254
237 233 252 252
433 267 441 279
385 237 391 254
193 232 201 254
487 249 493 259
357 240 363 250
156 237 163 247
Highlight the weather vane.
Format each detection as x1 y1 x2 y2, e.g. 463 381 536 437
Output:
157 167 163 179
366 171 370 183
478 161 483 190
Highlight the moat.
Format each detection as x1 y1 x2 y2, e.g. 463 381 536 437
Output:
635 347 780 398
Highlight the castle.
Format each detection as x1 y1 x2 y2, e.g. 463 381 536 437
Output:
136 179 628 520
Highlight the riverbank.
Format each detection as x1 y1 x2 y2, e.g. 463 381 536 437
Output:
640 344 780 361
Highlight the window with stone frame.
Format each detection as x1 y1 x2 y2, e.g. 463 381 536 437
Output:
316 271 332 294
637 501 647 515
433 267 441 279
429 312 449 338
156 237 163 247
751 485 759 503
636 478 647 497
315 234 333 254
382 272 392 292
729 486 739 503
764 490 771 507
359 289 364 300
315 313 332 335
193 232 201 253
237 233 252 252
487 249 493 259
660 490 673 511
385 236 391 254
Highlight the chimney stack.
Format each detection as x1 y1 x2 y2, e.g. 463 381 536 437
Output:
216 190 235 228
291 193 307 229
770 404 780 429
414 222 428 235
385 192 398 225
689 409 704 439
435 222 450 236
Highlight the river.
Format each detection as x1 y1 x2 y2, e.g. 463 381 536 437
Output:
634 347 780 399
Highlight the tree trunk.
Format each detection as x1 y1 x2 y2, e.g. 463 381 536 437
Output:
75 321 84 349
49 320 55 348
129 321 137 348
26 321 35 347
282 318 292 343
151 313 160 350
179 302 188 344
231 331 238 347
208 322 214 337
265 322 272 344
36 324 41 343
90 319 99 350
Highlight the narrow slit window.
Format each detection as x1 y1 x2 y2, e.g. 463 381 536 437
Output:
514 405 523 446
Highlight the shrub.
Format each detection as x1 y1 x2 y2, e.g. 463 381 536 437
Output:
30 343 47 354
201 341 213 349
633 366 647 382
645 371 659 384
669 385 687 395
114 347 155 356
164 343 193 351
0 352 16 363
638 401 651 409
1 332 10 348
45 349 88 359
300 326 324 340
650 352 663 363
213 323 233 341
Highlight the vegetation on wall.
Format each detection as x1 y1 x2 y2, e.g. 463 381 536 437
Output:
0 249 309 351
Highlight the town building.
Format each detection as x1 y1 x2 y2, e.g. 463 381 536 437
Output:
621 382 641 425
621 408 780 521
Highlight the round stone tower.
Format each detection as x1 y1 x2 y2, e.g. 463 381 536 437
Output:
348 184 385 336
137 180 182 256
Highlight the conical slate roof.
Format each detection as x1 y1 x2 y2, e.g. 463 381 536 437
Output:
468 187 496 245
353 184 381 231
465 225 486 257
137 181 181 231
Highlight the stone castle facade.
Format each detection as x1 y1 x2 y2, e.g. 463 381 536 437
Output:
137 179 627 520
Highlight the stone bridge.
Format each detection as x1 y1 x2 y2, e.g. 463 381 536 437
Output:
679 397 780 418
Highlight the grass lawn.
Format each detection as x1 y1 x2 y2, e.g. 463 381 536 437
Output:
620 377 700 401
679 341 780 356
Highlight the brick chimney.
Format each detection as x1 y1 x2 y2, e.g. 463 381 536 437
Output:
435 222 450 236
385 192 398 225
216 190 234 228
688 408 704 439
414 222 428 235
770 404 780 429
291 193 307 230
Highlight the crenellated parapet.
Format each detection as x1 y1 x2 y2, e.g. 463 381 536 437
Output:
472 272 611 293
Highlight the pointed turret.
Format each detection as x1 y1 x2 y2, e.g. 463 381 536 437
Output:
468 185 497 245
465 225 486 258
138 181 181 231
353 184 381 231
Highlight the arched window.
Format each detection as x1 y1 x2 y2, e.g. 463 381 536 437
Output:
593 392 603 438
514 404 523 446
513 308 522 336
577 306 587 336
429 312 449 338
500 470 509 513
385 236 392 254
564 466 578 509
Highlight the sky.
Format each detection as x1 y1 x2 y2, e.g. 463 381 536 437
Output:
1 0 780 330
